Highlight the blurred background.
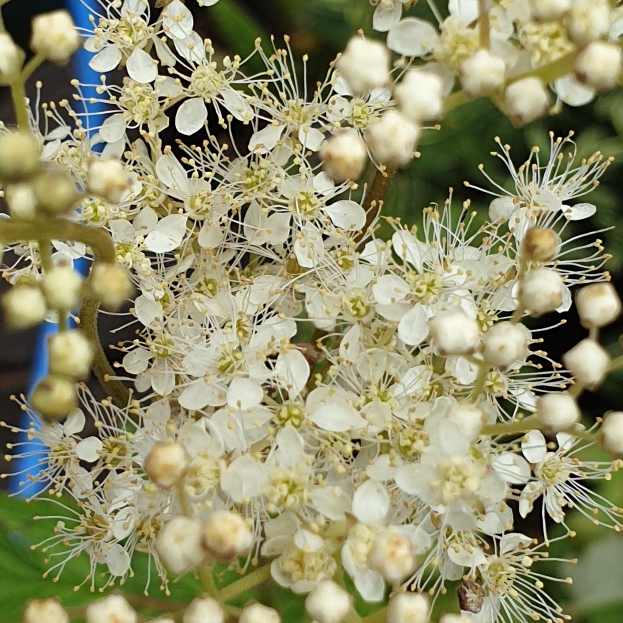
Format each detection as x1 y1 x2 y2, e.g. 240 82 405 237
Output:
2 0 623 621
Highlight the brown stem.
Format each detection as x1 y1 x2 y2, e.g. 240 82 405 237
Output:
80 295 130 408
356 166 396 249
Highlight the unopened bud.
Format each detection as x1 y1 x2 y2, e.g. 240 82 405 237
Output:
504 77 550 126
89 263 133 310
88 159 131 203
563 338 610 388
574 42 622 92
183 598 225 623
394 69 443 123
48 330 94 380
6 184 37 220
518 268 565 316
201 511 253 559
536 393 580 434
601 411 623 456
365 110 419 167
481 321 529 370
33 167 80 215
144 441 188 489
529 0 571 21
446 402 485 440
30 374 77 421
305 580 353 623
86 595 136 623
521 227 559 262
576 282 622 328
337 36 389 95
565 0 611 47
31 10 81 65
2 285 46 329
41 265 83 311
320 130 367 182
0 33 22 86
387 593 429 623
428 310 480 357
459 49 506 97
368 529 417 584
156 517 205 574
0 132 40 182
239 604 281 623
23 599 69 623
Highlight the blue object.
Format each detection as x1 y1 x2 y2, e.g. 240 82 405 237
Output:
10 0 106 495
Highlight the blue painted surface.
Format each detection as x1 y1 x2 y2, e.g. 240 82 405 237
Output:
10 0 104 494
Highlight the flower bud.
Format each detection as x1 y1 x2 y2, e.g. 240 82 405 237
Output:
320 130 367 182
0 33 22 86
89 263 133 310
368 529 417 584
31 10 81 65
504 77 550 126
521 227 559 262
529 0 571 21
41 265 83 311
563 338 610 388
33 168 80 216
30 374 77 422
23 599 69 623
88 159 131 203
156 516 205 574
601 411 623 456
305 579 353 623
481 321 529 370
144 441 188 489
0 132 40 182
48 330 94 380
518 268 565 316
565 0 611 47
459 50 506 97
6 184 37 220
365 110 419 167
201 511 253 559
183 598 225 623
446 402 486 440
576 282 622 328
428 310 480 357
574 42 622 92
387 593 429 623
86 595 136 623
337 36 389 95
536 393 580 434
239 604 281 623
393 69 443 123
2 285 46 329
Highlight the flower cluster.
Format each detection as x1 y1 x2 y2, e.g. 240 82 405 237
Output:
2 2 623 623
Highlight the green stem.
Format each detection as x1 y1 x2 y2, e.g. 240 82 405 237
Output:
38 238 53 273
609 354 623 372
200 564 219 599
443 89 472 113
79 295 130 407
218 564 272 602
507 51 576 86
20 54 44 83
361 607 386 623
10 79 29 130
470 363 490 404
478 0 490 49
482 415 539 436
0 218 116 264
